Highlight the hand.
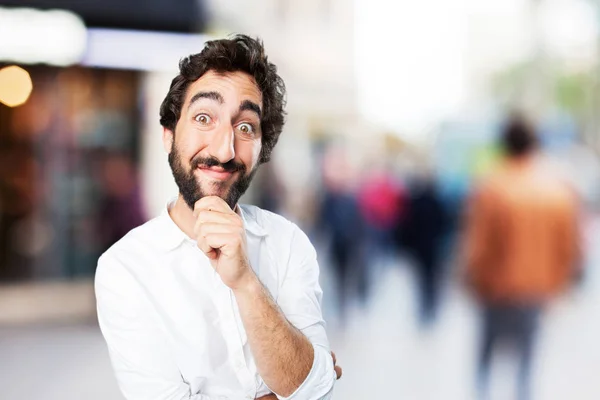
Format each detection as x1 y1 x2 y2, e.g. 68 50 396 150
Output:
193 196 254 290
332 351 342 380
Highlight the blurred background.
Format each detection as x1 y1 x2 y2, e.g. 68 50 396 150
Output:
1 0 600 399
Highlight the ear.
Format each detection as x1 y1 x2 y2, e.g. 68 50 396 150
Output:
162 127 174 154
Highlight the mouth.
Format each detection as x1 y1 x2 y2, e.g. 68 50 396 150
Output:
196 166 235 180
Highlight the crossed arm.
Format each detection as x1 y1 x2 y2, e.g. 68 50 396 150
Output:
256 353 342 400
194 197 339 398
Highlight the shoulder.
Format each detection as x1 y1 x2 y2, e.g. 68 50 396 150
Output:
468 178 493 203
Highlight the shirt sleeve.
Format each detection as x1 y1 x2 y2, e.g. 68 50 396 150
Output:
273 225 337 400
95 252 226 400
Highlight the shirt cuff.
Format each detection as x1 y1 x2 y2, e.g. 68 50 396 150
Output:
277 343 336 400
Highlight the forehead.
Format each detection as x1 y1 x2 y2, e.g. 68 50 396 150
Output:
184 70 263 108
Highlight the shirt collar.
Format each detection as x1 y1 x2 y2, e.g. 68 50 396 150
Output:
156 197 268 251
237 203 268 238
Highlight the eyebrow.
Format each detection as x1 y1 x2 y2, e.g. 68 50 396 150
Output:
239 100 262 119
187 91 224 109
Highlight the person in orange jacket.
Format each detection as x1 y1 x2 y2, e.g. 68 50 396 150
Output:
463 113 581 400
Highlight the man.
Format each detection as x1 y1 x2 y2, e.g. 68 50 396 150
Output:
464 114 580 400
95 35 341 400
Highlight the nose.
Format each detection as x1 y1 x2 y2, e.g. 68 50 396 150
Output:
207 124 235 163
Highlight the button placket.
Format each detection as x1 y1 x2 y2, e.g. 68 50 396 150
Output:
212 280 255 396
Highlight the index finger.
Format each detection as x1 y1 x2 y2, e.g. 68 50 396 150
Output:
193 196 233 216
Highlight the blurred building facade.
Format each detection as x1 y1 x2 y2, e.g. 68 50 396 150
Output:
0 1 209 282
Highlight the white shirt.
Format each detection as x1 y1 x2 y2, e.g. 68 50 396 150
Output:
95 201 336 400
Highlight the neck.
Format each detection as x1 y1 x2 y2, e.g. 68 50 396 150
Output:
169 195 197 239
508 151 534 165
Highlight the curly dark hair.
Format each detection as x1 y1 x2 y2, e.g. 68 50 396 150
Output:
159 34 286 164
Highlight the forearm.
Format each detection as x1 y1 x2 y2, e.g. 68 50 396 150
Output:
233 273 314 397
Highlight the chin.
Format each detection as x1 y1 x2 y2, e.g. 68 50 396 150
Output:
201 182 232 198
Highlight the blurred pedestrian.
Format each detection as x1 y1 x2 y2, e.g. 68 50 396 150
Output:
318 145 365 323
358 165 406 268
398 176 447 327
463 114 580 400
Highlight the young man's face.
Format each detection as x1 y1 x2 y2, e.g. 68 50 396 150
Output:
164 70 263 209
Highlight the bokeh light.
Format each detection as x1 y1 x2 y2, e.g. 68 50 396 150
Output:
0 7 87 66
0 65 33 107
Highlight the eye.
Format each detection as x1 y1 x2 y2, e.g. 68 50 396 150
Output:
194 113 212 125
238 122 254 134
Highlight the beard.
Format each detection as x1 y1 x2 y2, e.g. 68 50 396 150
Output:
168 143 258 210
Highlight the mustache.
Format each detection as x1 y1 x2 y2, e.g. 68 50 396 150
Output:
191 156 246 173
